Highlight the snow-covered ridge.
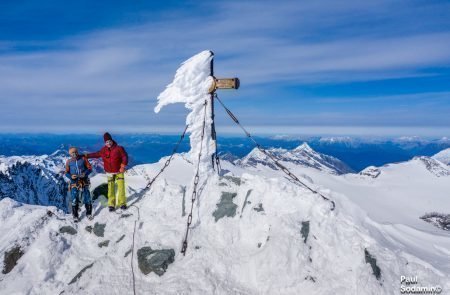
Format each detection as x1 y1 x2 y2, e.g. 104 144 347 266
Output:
0 151 69 210
0 150 103 211
1 153 449 294
0 150 67 175
237 142 353 175
412 156 450 177
433 148 450 165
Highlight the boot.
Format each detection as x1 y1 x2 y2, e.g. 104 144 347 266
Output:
85 203 93 220
72 203 79 222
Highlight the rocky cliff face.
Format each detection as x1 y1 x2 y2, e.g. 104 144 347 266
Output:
0 150 103 211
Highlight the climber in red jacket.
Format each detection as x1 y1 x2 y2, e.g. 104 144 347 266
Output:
86 132 129 211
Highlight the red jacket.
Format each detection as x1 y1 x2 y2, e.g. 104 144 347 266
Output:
87 141 128 173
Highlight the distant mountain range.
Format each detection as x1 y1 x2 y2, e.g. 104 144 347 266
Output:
1 144 448 211
1 134 449 172
236 143 353 175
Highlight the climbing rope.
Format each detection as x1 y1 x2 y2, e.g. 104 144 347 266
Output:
129 204 140 295
214 93 336 211
181 100 208 255
126 125 188 294
145 124 189 189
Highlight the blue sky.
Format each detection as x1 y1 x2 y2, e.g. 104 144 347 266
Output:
0 0 449 136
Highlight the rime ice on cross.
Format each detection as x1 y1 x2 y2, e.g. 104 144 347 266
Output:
155 50 239 177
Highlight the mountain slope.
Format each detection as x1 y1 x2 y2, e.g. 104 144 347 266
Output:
0 154 449 294
433 148 450 165
237 143 353 175
0 151 104 211
0 152 69 210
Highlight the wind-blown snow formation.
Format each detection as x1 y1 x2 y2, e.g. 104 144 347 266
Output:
155 50 215 176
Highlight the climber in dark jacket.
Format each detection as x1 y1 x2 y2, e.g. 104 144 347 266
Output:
86 132 128 211
65 147 93 221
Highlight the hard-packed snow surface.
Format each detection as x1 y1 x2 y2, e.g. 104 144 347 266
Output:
155 50 215 176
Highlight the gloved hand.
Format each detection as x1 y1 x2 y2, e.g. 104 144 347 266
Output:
71 175 78 180
79 173 85 178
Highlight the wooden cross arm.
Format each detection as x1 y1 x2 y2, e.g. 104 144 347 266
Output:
209 77 240 93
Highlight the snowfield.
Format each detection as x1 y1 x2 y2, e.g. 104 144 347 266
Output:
0 152 449 294
1 51 449 294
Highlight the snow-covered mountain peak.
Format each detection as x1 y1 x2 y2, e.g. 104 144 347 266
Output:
432 148 450 165
293 142 314 152
412 156 450 177
359 166 381 178
237 144 353 175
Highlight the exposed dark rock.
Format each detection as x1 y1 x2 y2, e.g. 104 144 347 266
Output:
98 240 110 248
0 161 68 211
92 183 108 200
240 189 253 217
359 167 381 178
223 176 241 186
59 226 77 235
365 249 381 281
85 222 106 237
415 157 450 177
305 275 316 282
69 263 94 285
120 214 133 219
212 192 238 222
2 245 24 274
124 249 132 258
116 235 125 244
93 223 106 237
420 212 450 231
301 221 310 243
253 203 264 213
137 246 175 276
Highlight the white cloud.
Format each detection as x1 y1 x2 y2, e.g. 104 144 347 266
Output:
0 0 449 132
